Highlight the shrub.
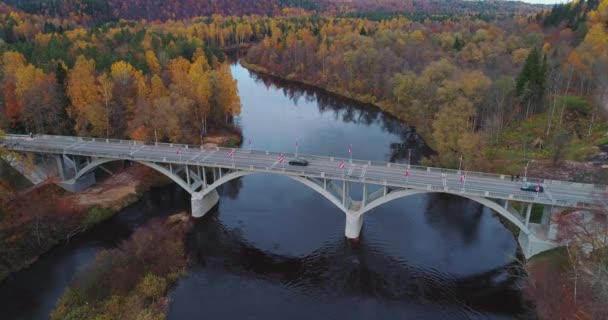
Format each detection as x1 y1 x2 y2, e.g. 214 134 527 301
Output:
136 273 167 301
82 207 114 228
51 218 190 319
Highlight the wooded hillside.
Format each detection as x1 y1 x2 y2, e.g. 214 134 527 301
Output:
2 0 545 22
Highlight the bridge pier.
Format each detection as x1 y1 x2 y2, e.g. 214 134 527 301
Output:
59 173 96 192
345 211 364 240
55 155 66 180
191 189 220 218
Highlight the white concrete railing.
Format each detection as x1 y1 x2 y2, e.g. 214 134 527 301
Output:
4 134 605 209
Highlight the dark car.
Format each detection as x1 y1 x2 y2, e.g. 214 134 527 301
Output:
288 158 309 166
521 182 544 192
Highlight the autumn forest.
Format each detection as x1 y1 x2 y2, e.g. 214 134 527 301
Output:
1 0 608 319
0 1 606 172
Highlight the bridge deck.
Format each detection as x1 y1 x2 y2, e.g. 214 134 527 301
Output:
2 134 605 209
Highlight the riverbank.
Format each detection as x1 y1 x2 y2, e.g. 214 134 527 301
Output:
524 247 585 319
51 212 192 319
0 164 170 282
241 61 389 110
203 127 243 148
0 129 243 283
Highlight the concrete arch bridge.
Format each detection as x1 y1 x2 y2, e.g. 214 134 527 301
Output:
3 134 605 258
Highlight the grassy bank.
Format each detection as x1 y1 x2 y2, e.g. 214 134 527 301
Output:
51 214 191 320
0 165 170 282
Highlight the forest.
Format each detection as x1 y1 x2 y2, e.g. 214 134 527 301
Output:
243 0 608 172
3 0 546 22
0 1 606 169
0 0 607 319
0 11 245 144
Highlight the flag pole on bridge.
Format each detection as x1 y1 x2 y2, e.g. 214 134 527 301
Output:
348 144 352 163
405 167 409 185
295 139 299 158
460 169 467 192
278 153 285 170
228 149 235 167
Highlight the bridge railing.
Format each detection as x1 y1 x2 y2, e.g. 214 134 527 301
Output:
6 134 606 207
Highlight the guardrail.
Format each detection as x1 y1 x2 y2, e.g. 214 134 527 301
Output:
3 134 605 209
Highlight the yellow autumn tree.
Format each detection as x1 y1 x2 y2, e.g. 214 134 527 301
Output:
188 56 212 141
145 50 161 75
96 73 113 138
432 96 476 165
109 61 139 138
1 51 28 125
66 56 101 135
211 64 241 124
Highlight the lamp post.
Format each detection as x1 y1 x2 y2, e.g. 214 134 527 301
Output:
458 154 463 173
408 149 412 169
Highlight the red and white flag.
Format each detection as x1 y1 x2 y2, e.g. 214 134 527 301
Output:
405 169 409 177
348 144 352 154
460 175 465 183
339 161 345 169
536 183 541 191
278 154 285 163
227 150 234 158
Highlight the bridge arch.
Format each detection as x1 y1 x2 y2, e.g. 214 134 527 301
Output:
73 159 349 213
73 158 192 194
199 170 350 213
69 158 530 235
360 189 531 235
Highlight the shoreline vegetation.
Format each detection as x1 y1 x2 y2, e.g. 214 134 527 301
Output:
51 213 192 320
0 164 170 282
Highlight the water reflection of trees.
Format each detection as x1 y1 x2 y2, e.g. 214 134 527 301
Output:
423 194 483 245
247 68 434 164
187 211 529 316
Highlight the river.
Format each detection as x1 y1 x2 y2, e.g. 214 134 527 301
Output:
0 63 532 319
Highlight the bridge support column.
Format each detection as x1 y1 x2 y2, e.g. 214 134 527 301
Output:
191 189 220 218
58 173 96 192
345 211 363 240
55 155 66 180
525 203 532 227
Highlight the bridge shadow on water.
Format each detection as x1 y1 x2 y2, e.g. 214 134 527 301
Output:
185 184 533 318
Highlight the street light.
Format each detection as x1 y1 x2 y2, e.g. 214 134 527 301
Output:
458 154 463 173
524 160 530 181
408 149 412 169
295 139 299 158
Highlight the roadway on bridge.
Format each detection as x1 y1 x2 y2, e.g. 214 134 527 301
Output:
2 134 604 208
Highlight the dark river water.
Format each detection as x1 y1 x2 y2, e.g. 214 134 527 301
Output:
0 63 533 319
